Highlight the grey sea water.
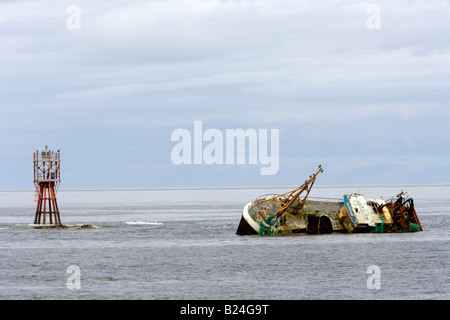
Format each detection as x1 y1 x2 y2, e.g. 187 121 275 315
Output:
0 185 448 300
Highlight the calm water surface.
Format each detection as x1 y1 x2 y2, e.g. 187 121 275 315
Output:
0 185 449 299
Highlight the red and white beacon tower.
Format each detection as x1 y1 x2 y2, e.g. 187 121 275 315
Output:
33 146 61 225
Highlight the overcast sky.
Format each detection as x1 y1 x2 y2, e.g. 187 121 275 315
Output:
1 0 449 188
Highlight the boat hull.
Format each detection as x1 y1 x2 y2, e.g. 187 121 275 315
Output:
338 193 421 233
236 198 345 235
237 193 422 235
236 202 259 235
340 194 383 232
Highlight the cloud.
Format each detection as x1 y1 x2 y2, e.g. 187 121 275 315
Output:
1 0 450 187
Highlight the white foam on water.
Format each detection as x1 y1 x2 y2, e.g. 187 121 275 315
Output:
125 221 163 225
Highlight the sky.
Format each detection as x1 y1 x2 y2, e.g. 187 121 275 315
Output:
1 0 449 189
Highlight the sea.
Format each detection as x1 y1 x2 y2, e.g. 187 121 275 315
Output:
0 185 448 301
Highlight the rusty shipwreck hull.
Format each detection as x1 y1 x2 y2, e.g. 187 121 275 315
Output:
383 192 423 232
236 197 344 236
237 191 423 236
236 166 423 236
338 191 422 233
235 166 345 236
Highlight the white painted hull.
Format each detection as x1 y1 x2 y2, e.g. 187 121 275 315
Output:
236 197 344 235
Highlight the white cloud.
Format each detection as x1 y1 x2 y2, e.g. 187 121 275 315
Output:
1 0 450 187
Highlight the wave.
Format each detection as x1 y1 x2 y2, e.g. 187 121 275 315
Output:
125 221 163 226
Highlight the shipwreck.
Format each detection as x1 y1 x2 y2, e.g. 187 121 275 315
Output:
236 166 423 236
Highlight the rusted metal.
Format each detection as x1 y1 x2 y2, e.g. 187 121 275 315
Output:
382 191 423 232
236 167 423 236
236 166 325 235
33 146 62 226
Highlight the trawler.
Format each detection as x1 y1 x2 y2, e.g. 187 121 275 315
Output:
236 166 422 236
339 190 423 233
